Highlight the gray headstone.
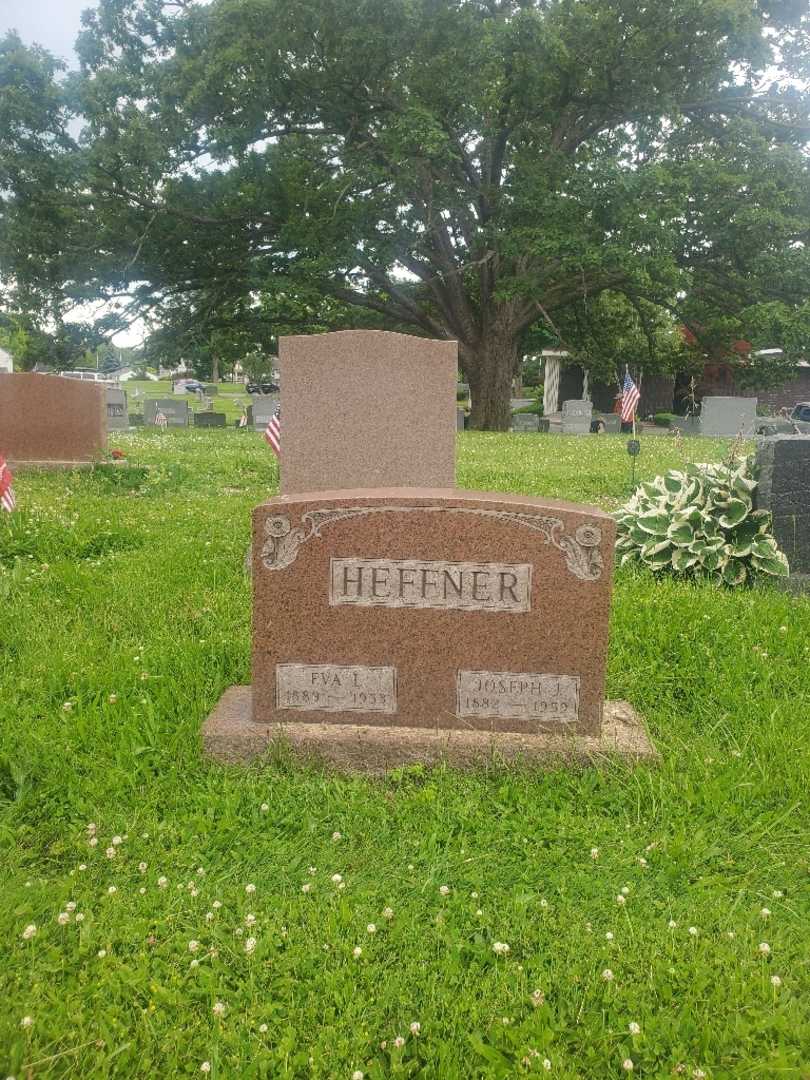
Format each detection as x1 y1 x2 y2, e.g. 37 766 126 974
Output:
144 398 190 427
755 435 810 576
700 396 757 438
511 413 540 433
204 384 219 396
251 395 279 431
537 417 550 433
510 398 534 411
594 413 621 433
193 411 227 428
105 387 129 431
561 399 592 434
457 408 465 431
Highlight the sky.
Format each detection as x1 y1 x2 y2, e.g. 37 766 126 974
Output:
0 0 95 65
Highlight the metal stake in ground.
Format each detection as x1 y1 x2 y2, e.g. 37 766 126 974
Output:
627 438 640 489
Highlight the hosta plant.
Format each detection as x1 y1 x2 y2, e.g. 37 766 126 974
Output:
615 459 789 586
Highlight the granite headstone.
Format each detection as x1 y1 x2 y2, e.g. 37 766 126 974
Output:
144 398 189 427
561 400 592 435
105 387 129 432
0 373 106 464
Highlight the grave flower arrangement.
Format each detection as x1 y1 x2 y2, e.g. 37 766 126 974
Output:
615 458 788 586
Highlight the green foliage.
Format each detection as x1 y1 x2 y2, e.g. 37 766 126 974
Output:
615 458 789 585
653 413 680 428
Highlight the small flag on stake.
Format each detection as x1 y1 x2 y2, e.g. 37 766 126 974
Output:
155 409 169 429
0 455 16 512
620 372 641 424
238 409 248 428
264 402 281 456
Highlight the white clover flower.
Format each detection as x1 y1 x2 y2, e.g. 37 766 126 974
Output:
108 693 118 703
771 974 782 987
638 857 648 868
189 887 199 898
693 1071 706 1080
188 940 200 953
531 989 545 1007
111 835 123 846
301 883 312 893
366 924 376 935
601 968 614 981
139 887 146 895
205 911 214 922
758 942 771 956
200 1064 211 1075
606 931 614 941
352 946 362 958
439 885 450 896
245 883 256 894
105 847 116 859
78 864 87 871
212 1001 226 1017
190 959 199 969
492 941 510 955
332 831 342 842
628 1022 641 1035
471 891 479 899
393 1036 405 1049
245 914 256 926
157 876 167 888
476 909 483 916
590 847 599 859
337 881 346 890
410 1021 420 1035
772 889 784 899
331 873 343 884
352 1072 364 1080
539 898 548 909
62 702 73 712
22 924 37 941
308 866 317 875
616 895 626 906
621 886 630 896
107 885 117 895
668 920 677 929
726 931 735 939
66 901 77 912
260 803 269 813
245 937 257 954
196 867 205 877
259 1023 268 1033
20 1016 33 1029
382 906 394 920
407 863 414 871
212 900 222 909
688 926 698 936
75 912 85 922
234 928 243 937
622 1059 634 1072
88 837 98 847
57 912 70 925
87 823 97 834
761 907 771 918
97 949 106 958
543 1060 552 1072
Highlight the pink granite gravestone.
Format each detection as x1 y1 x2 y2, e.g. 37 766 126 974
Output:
203 330 654 770
0 373 107 465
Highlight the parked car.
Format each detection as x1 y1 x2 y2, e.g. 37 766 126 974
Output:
179 379 206 393
247 381 280 395
790 402 810 424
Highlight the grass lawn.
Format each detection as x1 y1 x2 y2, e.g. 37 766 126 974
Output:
2 431 809 1079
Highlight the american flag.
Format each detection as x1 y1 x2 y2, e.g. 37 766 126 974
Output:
0 455 15 512
264 402 281 456
620 372 641 423
155 409 169 429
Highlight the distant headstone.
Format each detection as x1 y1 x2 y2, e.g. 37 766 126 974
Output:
594 413 621 434
457 408 465 431
130 413 145 427
144 398 189 427
510 398 534 411
561 400 592 435
193 411 227 428
250 395 279 432
701 396 757 438
204 385 219 396
277 329 456 494
755 435 810 577
0 373 106 464
105 387 129 432
511 413 540 433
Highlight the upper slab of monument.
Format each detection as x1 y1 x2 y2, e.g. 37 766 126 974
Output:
278 330 457 494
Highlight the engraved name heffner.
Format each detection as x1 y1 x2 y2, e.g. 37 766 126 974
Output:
276 663 397 714
330 558 532 612
457 671 580 722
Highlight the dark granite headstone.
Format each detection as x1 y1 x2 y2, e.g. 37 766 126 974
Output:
511 413 540 433
755 435 810 576
144 398 189 427
194 411 227 428
105 387 129 432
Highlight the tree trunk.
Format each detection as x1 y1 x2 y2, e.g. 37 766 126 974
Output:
465 323 519 431
211 353 219 383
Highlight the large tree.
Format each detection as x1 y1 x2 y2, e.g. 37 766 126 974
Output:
4 2 810 426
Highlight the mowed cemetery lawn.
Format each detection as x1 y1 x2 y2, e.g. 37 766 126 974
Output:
2 430 809 1080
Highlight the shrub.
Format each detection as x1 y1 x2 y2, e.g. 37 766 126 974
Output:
614 458 789 585
516 387 544 415
653 412 680 428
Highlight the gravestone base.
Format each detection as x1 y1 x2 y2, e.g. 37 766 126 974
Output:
202 686 657 772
